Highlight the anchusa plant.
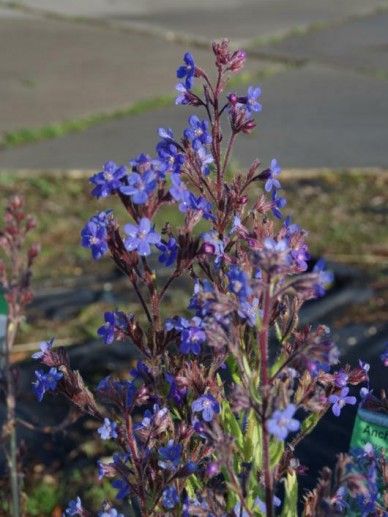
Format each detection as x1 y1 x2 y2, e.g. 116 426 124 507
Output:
32 40 382 515
0 196 39 516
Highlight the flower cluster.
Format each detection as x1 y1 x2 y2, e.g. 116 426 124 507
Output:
31 40 377 516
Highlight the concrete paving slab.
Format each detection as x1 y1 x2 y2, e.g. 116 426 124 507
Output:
0 15 221 134
1 64 387 169
14 0 388 43
258 11 388 75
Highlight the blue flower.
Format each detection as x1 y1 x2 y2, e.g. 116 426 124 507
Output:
166 316 207 355
184 115 212 150
120 171 157 204
90 161 127 198
162 486 180 510
196 145 214 175
98 509 124 517
192 394 220 422
238 298 260 327
134 404 168 431
165 373 187 405
313 259 334 297
265 158 281 192
156 237 178 267
81 212 110 260
129 153 160 174
245 86 262 113
32 338 54 359
175 82 190 105
267 404 300 441
328 387 357 417
158 439 182 470
227 265 252 301
65 496 83 516
188 192 214 220
130 361 151 381
334 369 349 388
169 173 188 205
255 495 281 513
271 189 287 219
111 479 130 500
176 52 196 89
124 217 161 256
33 367 63 402
157 130 185 175
98 418 118 440
97 312 116 344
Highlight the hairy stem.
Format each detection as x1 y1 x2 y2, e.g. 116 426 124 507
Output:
5 319 20 517
259 275 274 517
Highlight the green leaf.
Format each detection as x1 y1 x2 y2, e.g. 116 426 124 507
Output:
226 355 242 384
221 401 243 450
243 411 262 468
269 438 284 468
281 471 298 517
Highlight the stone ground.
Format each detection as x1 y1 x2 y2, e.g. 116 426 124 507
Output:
1 0 388 167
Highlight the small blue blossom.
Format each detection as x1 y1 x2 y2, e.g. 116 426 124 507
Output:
180 321 206 355
65 496 83 516
165 373 187 405
129 153 160 174
333 369 349 388
97 311 115 344
156 237 178 267
201 231 224 266
81 212 110 260
313 259 334 297
162 486 180 510
98 418 118 440
169 173 189 206
271 189 287 219
176 52 196 89
33 367 63 402
267 403 300 441
98 509 124 517
175 82 190 105
238 298 260 327
184 115 212 150
192 394 220 422
90 161 127 198
124 217 161 256
245 86 262 113
166 316 207 355
265 158 281 192
32 338 54 359
196 145 214 175
328 387 357 417
255 495 281 514
188 192 214 220
227 265 252 301
158 127 174 140
130 361 150 382
134 404 168 431
120 171 157 204
111 479 130 500
158 439 182 470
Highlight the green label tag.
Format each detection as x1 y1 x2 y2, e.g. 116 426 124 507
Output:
0 291 7 316
0 291 7 338
350 409 388 451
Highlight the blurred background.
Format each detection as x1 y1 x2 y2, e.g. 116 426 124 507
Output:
0 0 387 514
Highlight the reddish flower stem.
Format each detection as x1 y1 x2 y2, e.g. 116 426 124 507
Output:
259 274 274 517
